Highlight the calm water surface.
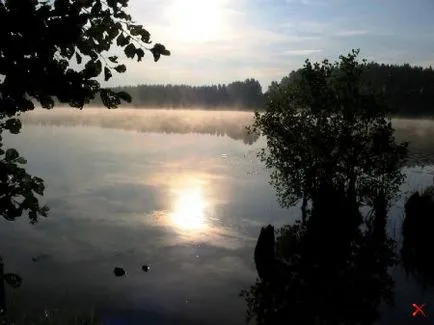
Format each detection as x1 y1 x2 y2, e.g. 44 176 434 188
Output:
1 108 434 324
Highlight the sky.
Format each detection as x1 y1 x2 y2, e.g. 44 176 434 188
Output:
108 0 434 90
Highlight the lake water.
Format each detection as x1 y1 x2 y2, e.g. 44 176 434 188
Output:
2 108 434 324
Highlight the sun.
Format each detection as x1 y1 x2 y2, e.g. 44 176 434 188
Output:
165 0 226 42
170 187 207 231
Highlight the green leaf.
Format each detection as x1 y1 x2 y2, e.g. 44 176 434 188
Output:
117 91 132 103
104 67 112 81
54 0 69 13
23 197 39 211
107 0 118 9
114 11 131 20
32 177 45 195
116 33 130 47
129 25 150 43
100 89 121 109
136 48 145 62
4 118 22 134
39 96 54 109
60 46 74 60
84 59 102 78
151 50 160 62
150 43 170 62
5 148 19 161
79 0 93 7
114 64 126 73
89 51 98 61
3 273 22 289
40 206 50 217
124 43 136 59
155 43 170 56
90 0 102 15
108 56 118 63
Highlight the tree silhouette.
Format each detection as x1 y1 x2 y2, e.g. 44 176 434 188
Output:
250 49 408 220
89 62 434 114
95 79 265 109
243 50 409 325
0 0 169 223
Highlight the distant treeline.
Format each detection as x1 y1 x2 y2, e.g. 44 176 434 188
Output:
363 63 434 117
284 62 434 117
93 78 265 110
91 63 434 115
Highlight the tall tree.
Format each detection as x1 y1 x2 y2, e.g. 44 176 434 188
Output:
243 50 408 325
251 49 408 219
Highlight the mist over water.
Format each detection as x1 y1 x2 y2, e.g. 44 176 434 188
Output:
20 107 259 145
20 108 434 165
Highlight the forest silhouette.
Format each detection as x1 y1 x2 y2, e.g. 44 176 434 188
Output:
88 63 434 117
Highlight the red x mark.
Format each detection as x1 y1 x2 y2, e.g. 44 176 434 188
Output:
412 303 427 318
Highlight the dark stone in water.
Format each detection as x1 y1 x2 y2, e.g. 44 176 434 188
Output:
114 267 126 277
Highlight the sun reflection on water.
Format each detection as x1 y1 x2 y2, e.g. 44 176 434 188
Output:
170 187 208 231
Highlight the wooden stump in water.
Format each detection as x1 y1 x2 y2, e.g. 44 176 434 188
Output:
254 225 275 282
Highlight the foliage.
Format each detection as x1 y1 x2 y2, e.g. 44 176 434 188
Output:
92 78 265 109
0 0 170 115
0 0 169 222
251 49 408 210
0 130 49 222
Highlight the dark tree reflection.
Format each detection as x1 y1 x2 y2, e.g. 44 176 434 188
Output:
401 186 434 288
242 182 398 325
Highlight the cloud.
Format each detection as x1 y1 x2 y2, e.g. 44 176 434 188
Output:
107 0 317 87
335 30 369 37
278 21 330 35
279 49 323 56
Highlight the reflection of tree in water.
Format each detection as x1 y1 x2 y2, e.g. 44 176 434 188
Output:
242 182 397 325
401 185 434 289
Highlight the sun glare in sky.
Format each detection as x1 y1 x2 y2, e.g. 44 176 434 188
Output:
165 0 227 42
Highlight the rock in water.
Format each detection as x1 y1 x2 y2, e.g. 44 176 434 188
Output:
114 267 126 277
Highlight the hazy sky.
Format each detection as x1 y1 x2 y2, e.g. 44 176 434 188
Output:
107 0 434 90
